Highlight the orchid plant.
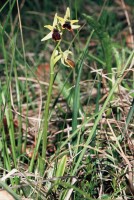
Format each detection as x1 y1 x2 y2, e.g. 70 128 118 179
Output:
41 7 80 67
40 7 80 175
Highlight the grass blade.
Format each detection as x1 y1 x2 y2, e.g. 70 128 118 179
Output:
83 14 113 87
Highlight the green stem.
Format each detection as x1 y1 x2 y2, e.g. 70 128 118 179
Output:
40 43 60 175
42 63 54 160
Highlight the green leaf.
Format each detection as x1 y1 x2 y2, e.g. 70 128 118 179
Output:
54 155 67 190
0 181 20 200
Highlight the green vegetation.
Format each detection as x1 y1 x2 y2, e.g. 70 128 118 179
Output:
0 0 134 199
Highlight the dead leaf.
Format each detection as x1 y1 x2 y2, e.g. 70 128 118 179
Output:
0 190 14 200
126 34 134 49
36 63 50 82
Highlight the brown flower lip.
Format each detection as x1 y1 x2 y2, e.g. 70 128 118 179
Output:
65 58 75 68
62 21 72 31
52 29 61 41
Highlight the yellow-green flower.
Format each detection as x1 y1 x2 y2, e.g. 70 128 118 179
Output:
41 13 61 41
57 7 80 31
50 49 75 68
60 50 75 68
